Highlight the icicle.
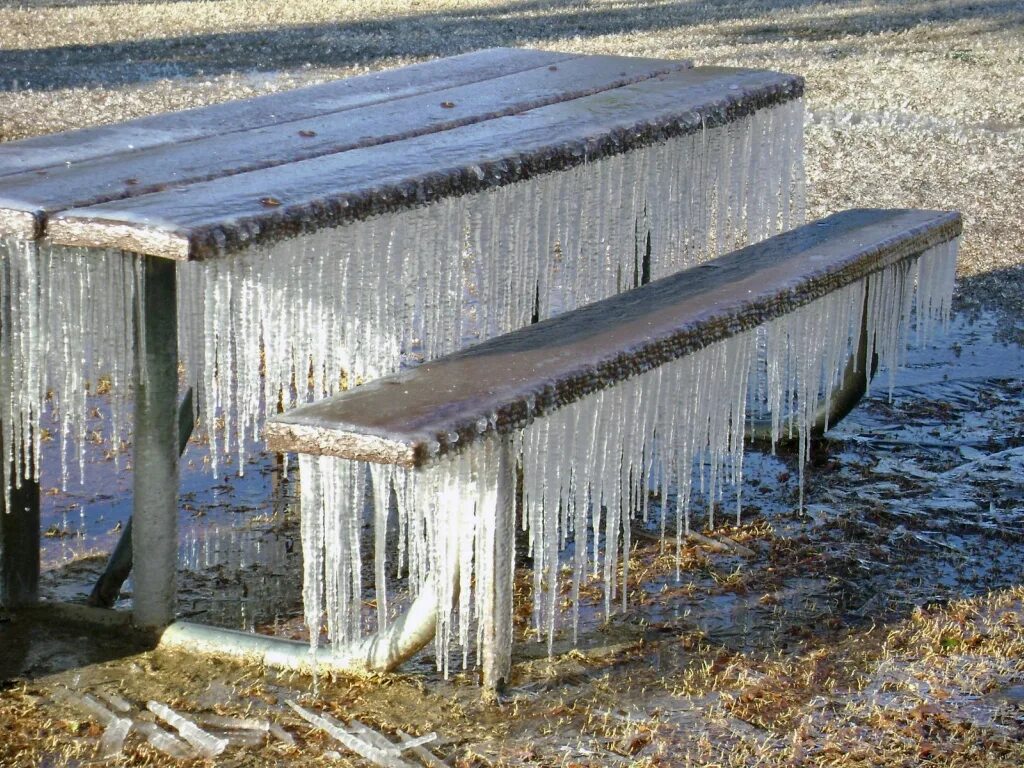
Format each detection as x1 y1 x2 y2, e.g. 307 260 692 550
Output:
0 239 137 503
296 234 958 668
134 721 194 759
0 98 808 499
299 453 326 651
146 701 228 758
177 101 806 475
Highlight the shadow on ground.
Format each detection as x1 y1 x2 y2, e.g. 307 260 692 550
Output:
1 0 1021 91
956 265 1024 343
0 610 151 683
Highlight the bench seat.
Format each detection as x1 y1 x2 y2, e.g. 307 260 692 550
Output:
264 209 960 690
266 209 960 465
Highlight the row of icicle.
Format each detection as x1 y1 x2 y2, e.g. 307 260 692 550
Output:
177 98 804 477
0 99 804 499
298 237 958 671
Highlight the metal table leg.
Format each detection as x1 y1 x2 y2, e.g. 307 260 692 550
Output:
0 449 40 608
131 256 179 629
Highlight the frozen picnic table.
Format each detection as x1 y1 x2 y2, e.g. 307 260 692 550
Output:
0 49 806 640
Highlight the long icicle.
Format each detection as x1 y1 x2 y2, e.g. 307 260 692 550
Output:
299 236 958 671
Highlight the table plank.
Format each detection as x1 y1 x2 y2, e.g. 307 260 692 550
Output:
0 48 570 181
265 209 962 467
49 67 803 260
0 55 688 239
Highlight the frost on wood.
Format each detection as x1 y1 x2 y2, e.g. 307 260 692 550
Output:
298 238 958 667
178 100 805 476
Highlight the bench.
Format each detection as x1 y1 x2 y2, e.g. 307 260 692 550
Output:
0 50 804 629
244 209 959 694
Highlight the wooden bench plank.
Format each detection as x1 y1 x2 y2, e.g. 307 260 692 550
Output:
264 209 961 467
0 48 571 180
0 55 689 239
48 67 803 260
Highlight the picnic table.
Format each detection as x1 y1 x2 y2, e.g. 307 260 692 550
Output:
0 49 805 647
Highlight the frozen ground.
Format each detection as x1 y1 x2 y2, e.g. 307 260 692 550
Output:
1 0 1023 766
3 307 1021 767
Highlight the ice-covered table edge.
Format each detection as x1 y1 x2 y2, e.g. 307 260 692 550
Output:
46 67 801 260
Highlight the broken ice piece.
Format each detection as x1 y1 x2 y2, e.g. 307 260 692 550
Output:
345 717 400 753
98 716 132 759
194 713 271 732
147 701 229 757
134 721 194 759
397 730 448 768
286 701 416 768
54 689 133 759
94 689 132 713
220 729 266 747
395 731 437 751
56 690 118 726
332 713 436 755
269 722 296 747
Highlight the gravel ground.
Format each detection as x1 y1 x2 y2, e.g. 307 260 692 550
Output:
1 2 1022 766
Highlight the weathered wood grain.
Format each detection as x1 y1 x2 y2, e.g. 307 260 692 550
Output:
49 67 802 259
0 48 571 180
0 54 688 239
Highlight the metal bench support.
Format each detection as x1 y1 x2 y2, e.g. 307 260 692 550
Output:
159 568 447 674
481 437 516 696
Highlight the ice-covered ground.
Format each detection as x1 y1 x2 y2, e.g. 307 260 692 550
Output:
9 303 1022 767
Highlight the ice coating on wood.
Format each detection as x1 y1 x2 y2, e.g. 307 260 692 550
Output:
180 100 804 476
0 55 688 240
296 238 958 667
47 68 801 259
0 238 137 504
0 49 573 180
266 209 960 466
0 89 800 494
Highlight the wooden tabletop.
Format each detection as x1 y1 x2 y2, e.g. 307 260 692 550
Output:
0 50 803 260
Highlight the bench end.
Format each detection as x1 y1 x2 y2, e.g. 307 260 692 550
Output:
265 421 418 468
